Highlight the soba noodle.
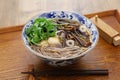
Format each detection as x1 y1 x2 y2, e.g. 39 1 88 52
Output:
26 18 92 58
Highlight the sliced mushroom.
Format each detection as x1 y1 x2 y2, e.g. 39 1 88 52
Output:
71 32 88 47
54 18 81 27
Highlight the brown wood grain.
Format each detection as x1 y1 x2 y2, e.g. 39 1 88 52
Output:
0 24 24 34
90 16 119 44
1 31 120 80
85 9 116 18
28 65 35 80
115 10 120 23
0 10 120 80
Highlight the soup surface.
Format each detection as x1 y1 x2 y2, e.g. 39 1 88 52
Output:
25 18 92 58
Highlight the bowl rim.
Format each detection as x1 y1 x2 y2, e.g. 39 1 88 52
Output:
22 11 99 60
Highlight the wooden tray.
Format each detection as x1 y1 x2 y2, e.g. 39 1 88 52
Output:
0 9 120 80
85 9 120 33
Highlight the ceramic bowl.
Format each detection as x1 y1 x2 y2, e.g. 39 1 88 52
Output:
22 11 99 66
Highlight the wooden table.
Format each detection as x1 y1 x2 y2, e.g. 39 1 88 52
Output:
1 11 120 79
0 1 120 80
1 0 120 27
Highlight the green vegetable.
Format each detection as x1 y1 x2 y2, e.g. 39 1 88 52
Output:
25 18 56 45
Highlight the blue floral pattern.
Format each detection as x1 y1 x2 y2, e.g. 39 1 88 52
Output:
22 11 99 66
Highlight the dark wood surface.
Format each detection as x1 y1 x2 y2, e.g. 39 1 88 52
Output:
0 10 120 80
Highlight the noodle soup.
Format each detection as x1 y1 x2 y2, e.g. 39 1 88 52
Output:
26 18 92 58
22 11 98 66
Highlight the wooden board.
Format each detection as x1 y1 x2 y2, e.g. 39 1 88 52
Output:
0 25 24 34
90 16 120 46
85 9 120 32
0 10 120 80
85 9 120 46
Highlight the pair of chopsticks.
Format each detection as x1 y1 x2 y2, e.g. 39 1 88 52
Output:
21 69 108 77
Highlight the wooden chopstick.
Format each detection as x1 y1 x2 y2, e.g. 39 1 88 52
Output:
28 65 35 80
22 69 109 77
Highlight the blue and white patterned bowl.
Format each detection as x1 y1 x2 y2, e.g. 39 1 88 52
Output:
22 11 99 66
